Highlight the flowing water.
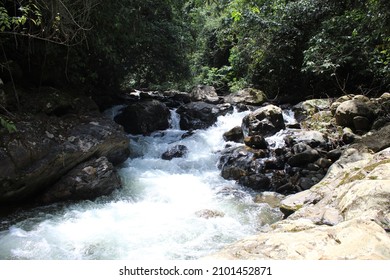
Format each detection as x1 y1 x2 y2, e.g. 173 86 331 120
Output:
0 108 284 260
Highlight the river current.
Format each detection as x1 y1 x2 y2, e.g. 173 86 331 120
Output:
0 108 284 260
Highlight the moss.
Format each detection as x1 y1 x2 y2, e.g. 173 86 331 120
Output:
337 158 390 187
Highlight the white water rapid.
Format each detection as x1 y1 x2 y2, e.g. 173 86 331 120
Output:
0 108 283 260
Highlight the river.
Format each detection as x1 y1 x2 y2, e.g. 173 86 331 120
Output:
0 108 283 260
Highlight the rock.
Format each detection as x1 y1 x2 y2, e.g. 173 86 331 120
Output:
223 126 244 143
242 105 285 137
238 174 271 191
114 100 170 135
337 180 390 221
358 123 390 152
161 145 189 160
280 190 322 217
190 85 219 103
326 148 343 162
219 146 254 181
293 99 331 122
163 90 191 106
299 177 315 190
287 149 320 167
205 219 390 260
224 88 267 106
315 158 333 169
335 100 376 130
353 116 371 132
195 209 225 219
342 127 358 144
0 114 130 204
292 130 328 148
254 192 286 208
37 157 121 204
244 135 268 149
177 102 233 130
380 92 390 100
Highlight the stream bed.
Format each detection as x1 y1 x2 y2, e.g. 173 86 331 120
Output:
0 108 284 260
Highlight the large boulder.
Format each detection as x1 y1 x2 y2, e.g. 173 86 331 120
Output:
0 114 130 204
335 99 376 132
114 100 170 135
206 218 390 260
37 157 121 204
242 105 285 137
177 102 233 130
224 88 267 106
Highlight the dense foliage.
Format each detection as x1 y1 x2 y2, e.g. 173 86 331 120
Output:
188 0 390 99
0 0 190 91
0 0 389 102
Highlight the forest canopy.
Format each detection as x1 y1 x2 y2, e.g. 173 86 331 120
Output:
0 0 389 100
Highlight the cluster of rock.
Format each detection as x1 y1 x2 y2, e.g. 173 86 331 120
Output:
206 142 390 259
218 104 336 195
205 93 390 260
113 86 266 135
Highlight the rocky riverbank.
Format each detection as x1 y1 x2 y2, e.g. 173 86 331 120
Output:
205 93 390 260
0 87 130 207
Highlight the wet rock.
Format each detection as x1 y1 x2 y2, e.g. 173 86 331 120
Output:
195 209 225 219
177 102 233 130
287 148 320 167
299 177 315 190
327 148 343 162
114 100 170 135
223 126 244 143
239 174 271 191
161 145 189 160
254 192 286 208
38 157 121 204
244 135 268 149
224 88 267 106
242 105 285 137
264 156 285 170
219 146 260 181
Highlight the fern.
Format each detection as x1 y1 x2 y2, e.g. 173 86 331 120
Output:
0 116 17 133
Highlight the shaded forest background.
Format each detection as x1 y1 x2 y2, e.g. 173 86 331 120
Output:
1 0 389 104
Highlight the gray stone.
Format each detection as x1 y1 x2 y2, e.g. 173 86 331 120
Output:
223 126 244 143
242 105 285 137
38 157 121 204
335 100 375 130
114 100 170 135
